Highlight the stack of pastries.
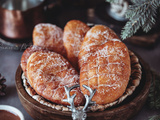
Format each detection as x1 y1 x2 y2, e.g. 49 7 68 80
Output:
21 20 131 107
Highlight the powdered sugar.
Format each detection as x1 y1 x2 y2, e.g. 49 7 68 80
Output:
27 51 83 105
79 25 121 68
79 25 131 104
21 50 141 111
33 23 66 56
63 20 90 69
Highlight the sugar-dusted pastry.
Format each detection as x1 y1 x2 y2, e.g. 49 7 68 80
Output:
27 51 85 106
20 45 48 77
63 20 90 70
33 23 66 57
78 25 119 68
79 25 131 105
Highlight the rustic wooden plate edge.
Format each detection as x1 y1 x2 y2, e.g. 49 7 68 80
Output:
15 52 152 120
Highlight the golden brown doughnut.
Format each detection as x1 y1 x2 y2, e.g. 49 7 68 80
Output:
20 45 48 77
33 23 66 57
27 51 85 106
63 20 90 70
79 25 131 105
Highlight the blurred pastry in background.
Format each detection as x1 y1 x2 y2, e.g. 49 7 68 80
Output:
63 20 90 70
33 23 66 57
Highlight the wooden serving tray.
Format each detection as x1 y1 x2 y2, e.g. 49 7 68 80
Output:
15 54 152 120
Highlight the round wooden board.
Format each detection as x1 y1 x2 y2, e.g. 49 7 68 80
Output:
15 54 152 120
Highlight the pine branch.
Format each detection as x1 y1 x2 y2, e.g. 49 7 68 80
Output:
105 0 118 3
121 0 160 40
121 18 141 39
147 70 160 120
106 0 114 2
148 115 160 120
148 70 160 109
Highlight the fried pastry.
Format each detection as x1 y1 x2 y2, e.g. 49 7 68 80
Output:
20 45 47 77
79 25 131 105
33 23 66 57
63 20 90 70
27 51 85 106
78 25 119 68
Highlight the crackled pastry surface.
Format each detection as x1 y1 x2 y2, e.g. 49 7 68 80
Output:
22 50 141 111
20 45 47 77
79 25 131 105
27 51 84 106
78 25 119 68
63 20 90 70
33 23 66 57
